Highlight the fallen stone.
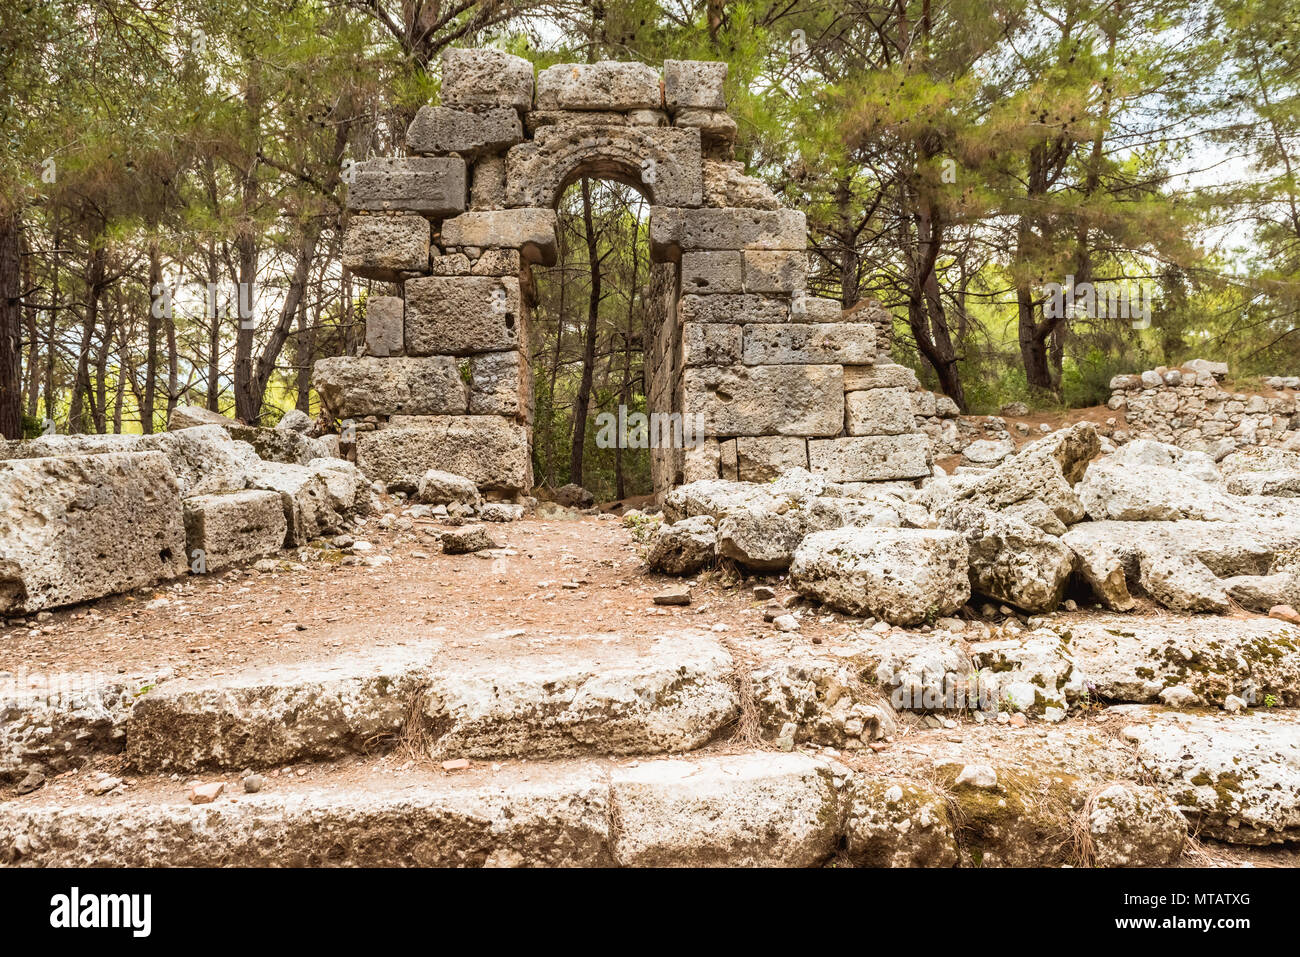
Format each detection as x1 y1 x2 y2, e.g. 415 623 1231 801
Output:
417 469 482 507
645 516 717 575
937 503 1076 613
441 526 497 554
183 489 288 571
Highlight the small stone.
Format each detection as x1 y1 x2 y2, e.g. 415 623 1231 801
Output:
188 781 224 804
16 770 45 795
87 775 122 796
1008 713 1027 728
753 585 776 601
954 764 998 789
242 774 265 793
1223 695 1247 714
441 758 471 772
773 613 799 632
1269 604 1300 625
653 586 692 606
441 525 497 554
775 721 797 752
996 712 1010 725
1158 685 1198 708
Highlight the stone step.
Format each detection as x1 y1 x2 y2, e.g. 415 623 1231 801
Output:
0 751 844 867
124 631 739 772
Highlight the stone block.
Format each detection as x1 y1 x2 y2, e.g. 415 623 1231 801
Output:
312 356 468 418
406 106 523 157
440 208 557 265
846 388 915 436
0 452 187 613
664 60 727 111
843 363 920 391
429 248 520 277
404 276 522 355
735 436 808 481
684 365 844 437
793 295 842 322
679 293 789 324
469 155 507 209
808 434 932 482
346 157 466 217
681 251 743 295
682 323 741 366
743 249 806 293
535 61 663 110
355 417 532 493
341 214 430 281
741 323 876 365
183 489 287 570
441 48 534 111
469 350 533 419
650 207 805 258
364 296 403 357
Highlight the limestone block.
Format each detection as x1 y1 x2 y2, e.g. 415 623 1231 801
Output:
684 365 844 437
682 322 741 367
674 109 737 147
430 248 520 277
0 452 187 613
664 60 727 111
743 249 806 293
650 207 805 258
441 48 534 111
843 363 920 391
846 388 914 436
404 276 522 355
701 161 780 210
681 251 743 295
679 293 788 324
355 417 533 492
406 106 523 157
808 434 932 482
341 214 430 281
741 323 876 365
440 208 557 265
183 489 288 570
735 436 808 481
346 158 466 217
469 155 507 209
364 295 403 357
469 350 533 419
536 61 663 110
312 356 468 418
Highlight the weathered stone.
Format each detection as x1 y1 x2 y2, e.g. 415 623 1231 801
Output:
506 125 702 208
645 515 717 574
536 61 663 110
1065 533 1136 611
469 154 507 209
169 405 235 430
341 214 430 281
742 249 806 293
430 248 521 276
440 48 535 111
962 438 1016 465
246 459 365 545
0 452 187 613
673 109 737 149
733 436 807 481
937 503 1075 613
468 350 532 418
1052 614 1300 707
183 490 287 570
1137 548 1231 613
649 207 805 256
741 322 874 365
225 425 329 467
807 434 932 482
365 295 403 357
684 364 844 437
1124 711 1300 844
789 526 970 624
313 356 468 418
678 293 788 324
346 157 466 216
1220 446 1300 497
355 418 532 493
681 322 741 366
846 388 914 436
404 276 522 356
441 525 497 554
417 470 482 507
610 752 841 867
968 630 1082 714
406 106 523 157
1079 457 1242 522
440 208 557 264
680 250 742 294
1087 783 1187 866
842 363 920 392
663 60 727 111
701 161 779 210
553 483 594 509
843 777 959 866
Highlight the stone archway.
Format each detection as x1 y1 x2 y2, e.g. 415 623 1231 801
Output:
315 49 932 498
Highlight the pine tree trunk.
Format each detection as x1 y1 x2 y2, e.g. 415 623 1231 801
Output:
0 209 23 439
569 177 600 488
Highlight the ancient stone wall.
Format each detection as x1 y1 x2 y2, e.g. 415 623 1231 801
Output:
1109 360 1300 458
314 48 932 497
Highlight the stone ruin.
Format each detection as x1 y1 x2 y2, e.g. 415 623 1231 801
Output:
314 48 931 497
